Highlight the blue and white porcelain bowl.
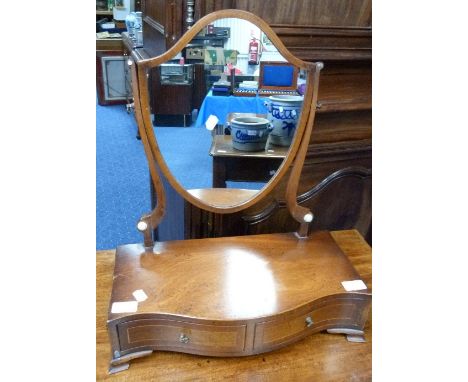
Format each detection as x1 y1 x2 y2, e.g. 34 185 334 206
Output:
264 95 304 147
229 117 272 151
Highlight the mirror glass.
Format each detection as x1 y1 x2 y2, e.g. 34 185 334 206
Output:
147 17 308 207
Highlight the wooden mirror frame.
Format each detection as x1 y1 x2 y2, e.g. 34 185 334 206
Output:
130 9 323 246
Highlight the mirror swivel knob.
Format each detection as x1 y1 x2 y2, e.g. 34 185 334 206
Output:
303 213 313 223
305 316 314 327
137 221 148 231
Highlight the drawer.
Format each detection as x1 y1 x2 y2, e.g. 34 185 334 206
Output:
118 318 246 353
254 298 365 350
224 157 283 182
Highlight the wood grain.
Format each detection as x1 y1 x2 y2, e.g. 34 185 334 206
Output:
96 229 372 381
199 0 372 27
108 231 369 321
194 0 372 61
182 135 372 242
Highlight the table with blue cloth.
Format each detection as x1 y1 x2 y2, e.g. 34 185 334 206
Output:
195 90 268 127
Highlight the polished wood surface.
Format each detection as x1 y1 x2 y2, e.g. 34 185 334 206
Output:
210 135 289 159
107 230 370 367
96 37 123 52
97 229 372 381
312 109 371 144
109 231 369 321
188 188 258 206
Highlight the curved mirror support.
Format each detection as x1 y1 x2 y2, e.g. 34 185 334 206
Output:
133 10 319 213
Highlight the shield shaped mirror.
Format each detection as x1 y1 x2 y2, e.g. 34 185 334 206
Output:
132 10 318 213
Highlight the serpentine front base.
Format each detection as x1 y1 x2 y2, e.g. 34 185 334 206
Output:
107 231 371 373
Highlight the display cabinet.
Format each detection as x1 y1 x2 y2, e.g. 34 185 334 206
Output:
151 63 194 126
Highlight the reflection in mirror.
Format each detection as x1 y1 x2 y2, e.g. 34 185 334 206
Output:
147 17 307 206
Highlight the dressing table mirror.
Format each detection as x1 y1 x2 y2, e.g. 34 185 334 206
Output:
151 17 307 203
107 9 371 374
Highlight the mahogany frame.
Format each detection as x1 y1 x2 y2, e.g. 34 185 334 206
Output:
130 9 323 244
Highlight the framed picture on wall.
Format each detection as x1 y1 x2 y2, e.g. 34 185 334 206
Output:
261 32 278 52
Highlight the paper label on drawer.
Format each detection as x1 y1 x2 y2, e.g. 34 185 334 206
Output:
111 301 138 313
341 279 367 291
205 114 219 131
132 289 148 302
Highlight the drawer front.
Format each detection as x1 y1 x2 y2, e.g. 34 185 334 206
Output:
225 157 283 182
118 318 246 353
254 298 366 350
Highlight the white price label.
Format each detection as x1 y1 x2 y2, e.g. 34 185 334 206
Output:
341 280 367 292
111 301 138 313
205 115 219 131
132 289 148 302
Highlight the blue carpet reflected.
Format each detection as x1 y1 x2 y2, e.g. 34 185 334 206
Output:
96 103 150 249
96 103 265 250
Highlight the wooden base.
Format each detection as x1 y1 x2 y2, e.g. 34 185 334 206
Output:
107 231 371 372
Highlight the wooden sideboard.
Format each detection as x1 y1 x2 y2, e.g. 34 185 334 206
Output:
97 229 372 381
151 65 194 126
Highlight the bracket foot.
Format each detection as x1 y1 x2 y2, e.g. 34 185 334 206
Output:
109 363 129 374
327 328 366 343
108 349 153 374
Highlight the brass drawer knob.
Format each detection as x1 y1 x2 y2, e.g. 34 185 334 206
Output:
305 316 314 327
179 334 190 343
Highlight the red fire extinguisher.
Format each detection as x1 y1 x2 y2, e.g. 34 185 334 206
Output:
248 34 259 65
